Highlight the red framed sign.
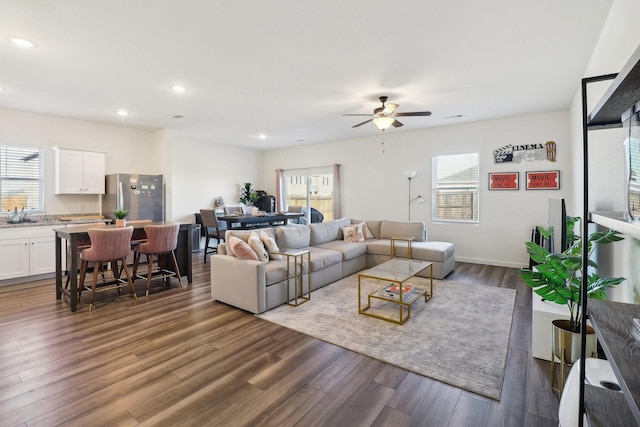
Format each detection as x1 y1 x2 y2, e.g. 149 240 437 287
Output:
488 172 519 190
526 170 560 190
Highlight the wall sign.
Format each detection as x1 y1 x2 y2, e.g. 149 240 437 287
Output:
526 170 560 190
488 172 519 190
493 141 557 163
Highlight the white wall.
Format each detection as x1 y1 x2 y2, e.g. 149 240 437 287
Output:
568 0 640 303
0 107 155 215
264 110 571 268
163 131 265 223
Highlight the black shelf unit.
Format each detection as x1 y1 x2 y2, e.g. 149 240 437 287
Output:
582 43 640 427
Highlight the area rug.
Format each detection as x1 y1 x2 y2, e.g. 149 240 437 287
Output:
257 274 516 400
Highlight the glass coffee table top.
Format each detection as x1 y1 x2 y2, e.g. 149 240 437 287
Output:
358 258 433 325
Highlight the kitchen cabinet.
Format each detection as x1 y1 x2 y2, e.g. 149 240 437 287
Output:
0 226 63 282
0 238 30 280
53 147 105 194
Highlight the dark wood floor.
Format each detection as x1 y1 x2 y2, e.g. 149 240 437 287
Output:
0 256 560 426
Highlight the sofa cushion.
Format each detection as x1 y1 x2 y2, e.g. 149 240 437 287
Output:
225 228 276 254
228 236 259 260
260 230 282 260
276 224 311 249
365 239 393 257
309 217 351 245
308 247 343 271
248 232 269 262
411 241 455 262
316 240 368 261
352 219 381 238
342 224 365 242
265 260 287 285
380 220 424 241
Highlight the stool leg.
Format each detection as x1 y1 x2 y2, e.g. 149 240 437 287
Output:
170 250 183 288
120 257 137 300
78 260 88 299
88 263 101 312
146 254 153 297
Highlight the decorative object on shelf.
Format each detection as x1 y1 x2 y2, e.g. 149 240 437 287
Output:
405 171 424 221
519 219 625 392
488 172 519 190
213 196 224 209
114 209 128 227
525 170 560 190
238 182 259 206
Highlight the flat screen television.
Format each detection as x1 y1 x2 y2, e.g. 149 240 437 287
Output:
548 197 567 253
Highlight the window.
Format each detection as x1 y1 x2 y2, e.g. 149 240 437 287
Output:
432 153 479 222
0 144 44 212
283 167 334 222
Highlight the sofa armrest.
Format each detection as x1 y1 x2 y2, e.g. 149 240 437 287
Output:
210 254 267 314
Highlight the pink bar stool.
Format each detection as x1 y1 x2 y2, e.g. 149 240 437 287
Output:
133 223 183 297
78 226 136 311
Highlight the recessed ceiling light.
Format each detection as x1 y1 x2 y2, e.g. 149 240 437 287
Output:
259 134 267 140
170 85 188 93
9 37 36 48
116 109 129 117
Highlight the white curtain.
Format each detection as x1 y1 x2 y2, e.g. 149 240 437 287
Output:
333 163 341 219
275 169 285 212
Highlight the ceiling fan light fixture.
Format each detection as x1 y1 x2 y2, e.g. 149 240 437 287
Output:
373 116 394 131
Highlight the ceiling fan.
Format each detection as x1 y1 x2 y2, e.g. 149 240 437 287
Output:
343 96 432 130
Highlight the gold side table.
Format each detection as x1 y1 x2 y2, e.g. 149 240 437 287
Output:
272 249 311 306
390 236 414 259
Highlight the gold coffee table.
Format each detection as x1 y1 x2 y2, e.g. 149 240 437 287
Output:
358 258 433 324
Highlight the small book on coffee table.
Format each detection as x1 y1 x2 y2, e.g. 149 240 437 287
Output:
382 283 415 299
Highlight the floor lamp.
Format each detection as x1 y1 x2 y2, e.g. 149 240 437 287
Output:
406 171 425 221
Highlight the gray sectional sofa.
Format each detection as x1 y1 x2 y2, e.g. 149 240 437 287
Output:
209 218 455 314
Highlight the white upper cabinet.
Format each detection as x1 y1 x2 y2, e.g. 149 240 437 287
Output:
53 147 105 194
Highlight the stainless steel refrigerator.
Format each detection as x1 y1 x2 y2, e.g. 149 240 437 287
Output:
102 174 164 222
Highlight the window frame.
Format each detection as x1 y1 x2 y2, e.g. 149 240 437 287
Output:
0 143 45 214
431 152 479 224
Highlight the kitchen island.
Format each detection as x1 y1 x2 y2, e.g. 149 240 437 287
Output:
54 222 194 312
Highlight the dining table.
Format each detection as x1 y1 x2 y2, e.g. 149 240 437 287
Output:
54 221 194 312
216 212 304 229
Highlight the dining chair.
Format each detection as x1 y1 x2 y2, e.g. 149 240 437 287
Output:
199 209 225 263
133 223 183 297
78 226 136 311
287 205 303 223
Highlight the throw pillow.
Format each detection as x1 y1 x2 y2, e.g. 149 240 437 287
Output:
260 231 283 260
248 231 269 262
343 224 365 242
359 221 374 240
229 236 259 261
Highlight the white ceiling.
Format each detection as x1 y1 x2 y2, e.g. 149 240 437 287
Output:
0 1 613 150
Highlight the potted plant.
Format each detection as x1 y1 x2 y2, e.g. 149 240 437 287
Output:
239 182 259 207
114 209 129 227
519 216 624 364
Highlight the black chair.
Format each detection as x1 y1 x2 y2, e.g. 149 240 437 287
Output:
300 207 324 224
200 209 226 263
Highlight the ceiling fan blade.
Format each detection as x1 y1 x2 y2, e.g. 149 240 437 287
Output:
342 113 373 116
395 111 432 117
392 120 404 128
383 103 399 114
352 119 373 128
